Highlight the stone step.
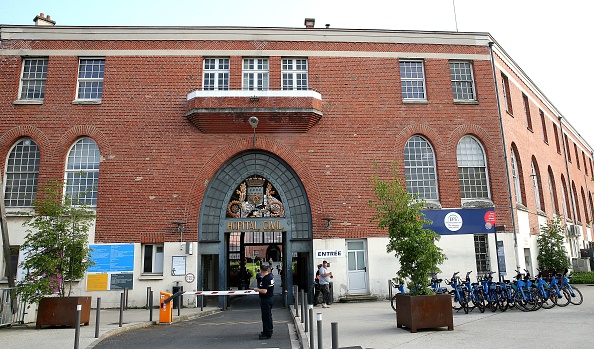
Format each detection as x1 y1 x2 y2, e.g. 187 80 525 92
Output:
337 294 379 303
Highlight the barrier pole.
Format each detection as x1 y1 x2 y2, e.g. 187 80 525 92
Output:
74 304 81 349
309 307 314 349
300 289 305 324
95 297 101 338
149 291 154 321
317 313 323 349
200 288 203 311
119 292 124 327
331 322 338 349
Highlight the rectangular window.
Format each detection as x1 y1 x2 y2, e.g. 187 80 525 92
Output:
203 58 229 90
575 143 580 169
583 152 589 176
474 235 490 275
76 58 105 100
282 58 308 90
522 94 533 130
242 58 269 91
400 60 426 100
553 124 561 154
142 244 164 274
501 73 513 114
19 58 48 100
540 110 548 143
450 61 476 101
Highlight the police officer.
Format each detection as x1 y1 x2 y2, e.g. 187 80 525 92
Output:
254 264 274 339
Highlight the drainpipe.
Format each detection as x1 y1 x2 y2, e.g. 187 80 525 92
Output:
558 117 579 257
489 42 520 271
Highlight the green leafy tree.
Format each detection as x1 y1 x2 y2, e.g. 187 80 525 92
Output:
17 180 95 305
537 216 570 272
369 168 446 296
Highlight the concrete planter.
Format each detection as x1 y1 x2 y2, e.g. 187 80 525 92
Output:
395 293 453 333
36 296 91 329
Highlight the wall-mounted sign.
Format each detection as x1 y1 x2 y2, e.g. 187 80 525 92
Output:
224 218 288 232
185 273 195 283
316 250 344 258
87 244 134 291
172 256 186 276
422 208 496 235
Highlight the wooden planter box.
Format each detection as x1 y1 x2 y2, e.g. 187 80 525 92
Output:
395 293 453 333
36 296 91 329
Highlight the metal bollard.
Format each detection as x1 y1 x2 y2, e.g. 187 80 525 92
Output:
74 304 82 349
119 292 124 327
293 285 299 312
304 297 309 332
300 289 305 324
95 297 101 338
146 287 151 309
305 304 312 333
149 291 154 321
317 313 323 349
331 322 338 349
124 288 129 310
295 287 300 317
309 307 314 349
200 288 203 311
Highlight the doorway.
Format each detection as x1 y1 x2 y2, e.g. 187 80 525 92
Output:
346 239 368 294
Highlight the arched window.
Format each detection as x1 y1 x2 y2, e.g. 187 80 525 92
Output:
547 167 558 215
561 175 570 220
581 187 589 224
4 137 40 207
404 135 438 201
510 148 522 204
531 157 544 211
572 182 581 223
65 137 100 206
457 136 490 199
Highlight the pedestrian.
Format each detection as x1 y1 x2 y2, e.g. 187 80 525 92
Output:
313 264 322 306
254 264 274 339
268 257 273 271
255 269 262 286
318 260 333 308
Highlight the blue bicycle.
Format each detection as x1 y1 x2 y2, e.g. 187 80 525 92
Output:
390 279 406 312
560 269 583 305
445 272 470 314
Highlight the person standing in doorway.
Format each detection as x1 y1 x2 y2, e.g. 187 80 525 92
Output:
254 265 274 339
268 257 273 272
318 261 333 308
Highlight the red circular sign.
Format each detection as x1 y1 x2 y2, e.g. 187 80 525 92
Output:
484 210 496 224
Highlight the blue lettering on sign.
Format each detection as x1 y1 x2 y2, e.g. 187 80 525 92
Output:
422 208 495 235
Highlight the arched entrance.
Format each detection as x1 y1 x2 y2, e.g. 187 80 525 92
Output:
197 151 312 308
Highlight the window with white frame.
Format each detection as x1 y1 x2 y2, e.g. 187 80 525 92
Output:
474 234 490 275
4 138 40 207
531 160 542 211
457 136 490 199
404 135 438 200
450 61 476 101
19 58 48 100
511 149 522 204
76 58 105 100
282 58 308 90
142 244 164 274
65 137 100 206
243 58 269 91
203 58 229 90
400 60 426 100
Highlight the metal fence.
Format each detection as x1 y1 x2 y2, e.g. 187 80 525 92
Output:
0 288 26 327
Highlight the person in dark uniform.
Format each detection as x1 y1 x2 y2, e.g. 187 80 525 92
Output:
254 264 274 340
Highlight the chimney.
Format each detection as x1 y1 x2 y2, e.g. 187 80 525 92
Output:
304 18 315 29
33 13 56 26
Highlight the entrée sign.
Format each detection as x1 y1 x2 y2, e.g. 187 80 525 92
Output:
225 219 286 232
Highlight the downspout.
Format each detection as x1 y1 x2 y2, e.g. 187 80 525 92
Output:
489 42 520 271
558 116 579 256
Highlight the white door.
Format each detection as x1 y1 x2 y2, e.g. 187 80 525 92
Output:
347 240 368 294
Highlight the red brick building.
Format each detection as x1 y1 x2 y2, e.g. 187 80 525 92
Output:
1 15 592 309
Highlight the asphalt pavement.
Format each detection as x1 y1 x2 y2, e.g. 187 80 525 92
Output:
1 283 592 349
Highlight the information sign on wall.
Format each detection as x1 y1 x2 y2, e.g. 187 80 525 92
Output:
87 244 135 291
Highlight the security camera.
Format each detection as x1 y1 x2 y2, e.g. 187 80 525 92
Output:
248 116 259 128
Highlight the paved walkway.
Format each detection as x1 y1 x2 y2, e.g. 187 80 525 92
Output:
1 284 592 349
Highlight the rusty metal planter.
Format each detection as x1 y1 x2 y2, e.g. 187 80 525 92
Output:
36 296 91 329
395 293 453 333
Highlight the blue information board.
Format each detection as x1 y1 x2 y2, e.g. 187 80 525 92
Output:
422 208 496 235
88 244 135 273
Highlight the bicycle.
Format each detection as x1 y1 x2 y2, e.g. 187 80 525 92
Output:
445 272 470 314
559 269 583 305
463 271 486 313
390 279 406 312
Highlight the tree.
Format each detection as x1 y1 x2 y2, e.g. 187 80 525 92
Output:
537 216 570 272
17 180 95 305
369 168 446 296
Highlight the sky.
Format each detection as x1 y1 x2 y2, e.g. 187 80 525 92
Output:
1 0 592 147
